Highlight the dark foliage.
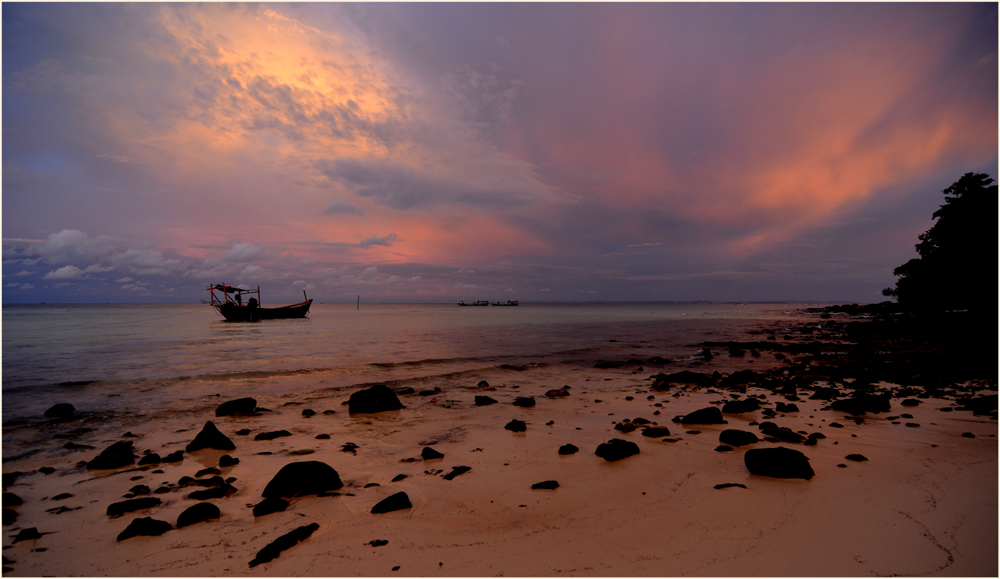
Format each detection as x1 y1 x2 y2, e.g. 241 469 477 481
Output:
884 173 997 313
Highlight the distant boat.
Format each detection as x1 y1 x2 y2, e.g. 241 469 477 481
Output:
458 300 490 306
208 284 312 322
491 300 519 306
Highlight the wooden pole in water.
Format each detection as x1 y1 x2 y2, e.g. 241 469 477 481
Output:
357 295 360 310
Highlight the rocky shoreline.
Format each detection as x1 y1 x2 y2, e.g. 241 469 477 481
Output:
2 306 996 576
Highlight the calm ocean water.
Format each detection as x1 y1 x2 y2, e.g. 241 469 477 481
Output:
2 302 816 422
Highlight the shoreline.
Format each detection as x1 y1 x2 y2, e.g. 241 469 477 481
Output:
3 310 996 576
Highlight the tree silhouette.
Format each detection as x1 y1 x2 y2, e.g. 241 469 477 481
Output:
883 172 997 313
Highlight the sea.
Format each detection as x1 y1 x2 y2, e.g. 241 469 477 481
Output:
2 302 820 425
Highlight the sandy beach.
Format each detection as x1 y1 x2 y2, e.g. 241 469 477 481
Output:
2 309 996 576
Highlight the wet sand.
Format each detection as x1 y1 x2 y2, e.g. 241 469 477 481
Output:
2 312 996 576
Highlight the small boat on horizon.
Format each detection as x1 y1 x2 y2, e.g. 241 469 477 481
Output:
208 284 312 322
458 300 490 306
491 299 519 306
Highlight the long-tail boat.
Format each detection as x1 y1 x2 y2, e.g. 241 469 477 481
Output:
207 284 312 322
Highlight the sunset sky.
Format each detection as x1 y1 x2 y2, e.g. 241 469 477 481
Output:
3 3 997 304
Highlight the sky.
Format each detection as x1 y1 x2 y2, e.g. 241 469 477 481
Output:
2 3 997 304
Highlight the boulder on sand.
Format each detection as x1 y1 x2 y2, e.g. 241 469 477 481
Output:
253 497 289 517
215 397 257 417
261 461 343 499
719 429 759 447
504 419 527 432
595 438 640 462
558 444 579 455
744 447 814 479
86 441 136 470
641 426 670 438
176 503 220 528
117 517 171 541
475 396 498 406
347 385 404 414
371 492 412 514
248 523 319 568
44 403 76 419
421 447 444 460
186 421 235 452
681 407 727 425
107 497 161 517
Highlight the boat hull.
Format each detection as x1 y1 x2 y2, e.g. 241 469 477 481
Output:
216 300 312 322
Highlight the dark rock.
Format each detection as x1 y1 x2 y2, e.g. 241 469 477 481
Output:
253 497 289 517
475 396 498 406
395 387 416 395
505 419 527 432
138 453 161 466
391 474 408 482
614 422 637 433
775 402 799 413
262 461 343 499
341 443 359 454
107 497 161 517
744 447 814 479
901 399 921 407
367 539 389 547
12 527 42 543
809 387 840 400
513 397 535 408
195 468 221 478
302 409 315 417
44 403 76 419
129 485 151 496
531 480 559 490
254 430 291 441
442 466 471 480
558 444 579 455
477 380 490 388
650 371 715 391
2 509 17 526
641 426 670 438
421 447 444 460
177 502 220 528
235 429 252 436
831 394 891 415
714 483 747 490
315 434 331 440
364 483 380 488
906 423 920 428
545 389 569 397
961 432 976 438
2 493 22 507
219 455 240 467
86 441 136 470
760 426 806 444
348 385 405 414
631 417 651 425
715 445 734 452
186 421 235 452
721 398 760 414
719 429 759 447
371 492 412 514
215 397 257 417
162 450 184 463
681 407 727 425
595 438 640 462
845 454 868 462
188 486 234 500
248 523 319 567
828 422 844 428
52 493 72 501
418 388 440 396
728 346 746 357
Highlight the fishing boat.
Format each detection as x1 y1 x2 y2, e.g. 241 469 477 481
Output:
491 299 519 306
458 300 490 306
207 284 312 322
